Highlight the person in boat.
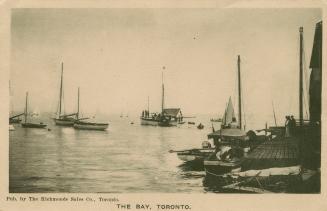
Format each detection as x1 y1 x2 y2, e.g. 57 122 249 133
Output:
228 117 238 128
215 145 244 161
285 116 291 138
202 140 212 149
215 146 232 161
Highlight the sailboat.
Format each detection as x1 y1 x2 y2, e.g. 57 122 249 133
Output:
73 88 109 131
9 81 24 124
21 92 47 128
204 55 250 176
170 97 240 166
54 63 79 126
140 72 183 127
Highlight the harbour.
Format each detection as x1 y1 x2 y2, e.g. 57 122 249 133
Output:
8 8 322 194
10 114 220 193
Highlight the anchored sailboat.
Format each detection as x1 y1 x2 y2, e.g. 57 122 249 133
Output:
204 55 250 176
21 92 47 128
73 88 109 131
140 71 183 127
54 63 79 126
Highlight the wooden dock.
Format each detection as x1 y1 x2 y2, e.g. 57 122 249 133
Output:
242 137 300 171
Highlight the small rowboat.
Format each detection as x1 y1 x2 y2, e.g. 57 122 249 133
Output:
74 121 109 131
22 122 47 128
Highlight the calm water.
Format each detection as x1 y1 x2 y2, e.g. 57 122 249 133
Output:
10 114 230 193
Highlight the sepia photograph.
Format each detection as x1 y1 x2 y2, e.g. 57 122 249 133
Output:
9 8 322 193
7 5 322 196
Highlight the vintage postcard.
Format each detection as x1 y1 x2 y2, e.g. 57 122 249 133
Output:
0 0 326 210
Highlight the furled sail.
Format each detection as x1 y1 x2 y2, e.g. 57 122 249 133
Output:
221 97 236 127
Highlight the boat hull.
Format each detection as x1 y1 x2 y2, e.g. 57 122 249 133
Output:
54 118 75 126
204 160 242 176
74 122 109 130
140 118 160 126
140 117 177 127
177 154 203 162
177 148 215 162
21 123 47 128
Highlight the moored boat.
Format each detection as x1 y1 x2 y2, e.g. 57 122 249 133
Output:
140 72 184 127
204 56 250 177
54 63 79 126
197 123 204 129
204 127 249 176
170 139 215 167
73 121 109 130
22 122 47 128
21 92 47 129
72 88 109 131
176 148 215 164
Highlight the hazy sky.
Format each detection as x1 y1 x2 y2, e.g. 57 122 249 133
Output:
10 8 321 124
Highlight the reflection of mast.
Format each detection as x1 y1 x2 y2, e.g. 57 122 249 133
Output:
237 55 242 129
299 27 304 126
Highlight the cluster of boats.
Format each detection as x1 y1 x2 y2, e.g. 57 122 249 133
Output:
9 63 109 131
170 55 260 178
169 23 322 192
8 21 321 193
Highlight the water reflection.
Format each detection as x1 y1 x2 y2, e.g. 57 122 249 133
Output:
10 114 232 193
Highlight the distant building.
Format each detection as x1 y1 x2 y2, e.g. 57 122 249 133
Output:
162 108 183 120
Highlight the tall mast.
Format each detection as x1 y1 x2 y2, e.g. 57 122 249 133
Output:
59 62 64 117
77 87 80 119
272 101 277 126
237 55 242 129
299 27 304 126
25 92 28 123
147 96 150 113
161 71 165 113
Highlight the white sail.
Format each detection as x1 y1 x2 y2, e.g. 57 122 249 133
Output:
221 97 236 127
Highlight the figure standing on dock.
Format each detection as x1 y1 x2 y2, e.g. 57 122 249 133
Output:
290 115 296 136
285 116 291 138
